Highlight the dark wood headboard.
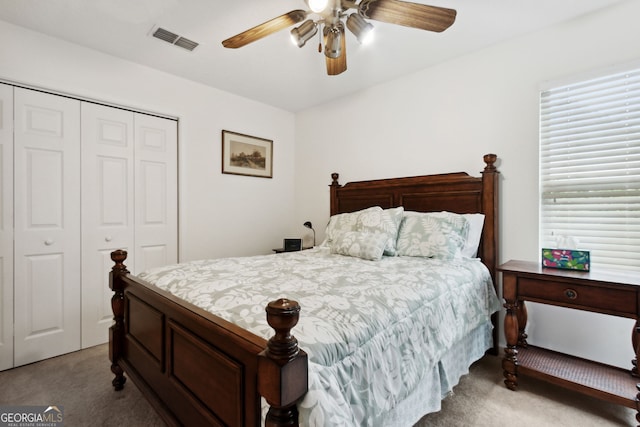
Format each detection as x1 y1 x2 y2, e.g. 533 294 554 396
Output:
329 154 499 277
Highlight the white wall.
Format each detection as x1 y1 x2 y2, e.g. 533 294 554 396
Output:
0 20 297 261
294 0 640 368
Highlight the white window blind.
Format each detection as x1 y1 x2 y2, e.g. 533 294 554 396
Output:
540 66 640 272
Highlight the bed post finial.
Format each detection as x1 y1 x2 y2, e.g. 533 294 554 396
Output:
264 298 301 360
111 249 128 274
483 153 497 172
258 298 308 427
110 250 129 391
330 172 340 186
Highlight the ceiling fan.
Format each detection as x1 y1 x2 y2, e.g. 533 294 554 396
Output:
222 0 456 76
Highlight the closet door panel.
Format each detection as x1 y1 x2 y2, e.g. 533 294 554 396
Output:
0 84 13 370
81 103 134 348
13 88 81 366
134 114 178 273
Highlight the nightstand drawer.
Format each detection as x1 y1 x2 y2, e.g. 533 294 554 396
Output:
519 278 637 316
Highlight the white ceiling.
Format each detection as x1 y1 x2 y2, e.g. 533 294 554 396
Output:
0 0 624 112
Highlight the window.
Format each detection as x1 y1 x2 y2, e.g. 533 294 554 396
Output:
540 65 640 272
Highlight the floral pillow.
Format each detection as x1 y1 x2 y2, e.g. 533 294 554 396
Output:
329 231 388 261
321 206 382 247
356 206 404 256
396 211 469 259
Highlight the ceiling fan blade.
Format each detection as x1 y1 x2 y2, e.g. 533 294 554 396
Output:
359 0 456 33
222 10 307 49
325 25 347 76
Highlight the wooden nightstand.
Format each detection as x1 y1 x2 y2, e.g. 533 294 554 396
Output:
499 260 640 416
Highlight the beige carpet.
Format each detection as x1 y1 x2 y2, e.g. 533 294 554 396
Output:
0 344 635 426
417 356 635 427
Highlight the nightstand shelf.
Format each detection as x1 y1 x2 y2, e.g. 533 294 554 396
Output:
517 345 637 408
498 260 640 418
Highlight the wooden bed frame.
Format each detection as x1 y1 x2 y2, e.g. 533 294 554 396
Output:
109 153 500 427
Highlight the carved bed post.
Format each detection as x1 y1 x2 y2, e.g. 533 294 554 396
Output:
109 249 129 391
329 172 341 216
258 299 308 427
481 153 500 355
480 153 499 282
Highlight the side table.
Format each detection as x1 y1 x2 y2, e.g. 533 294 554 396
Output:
499 260 640 419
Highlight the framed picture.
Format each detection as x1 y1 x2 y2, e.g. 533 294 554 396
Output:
222 130 273 178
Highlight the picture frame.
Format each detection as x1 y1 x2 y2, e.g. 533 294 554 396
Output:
222 130 273 178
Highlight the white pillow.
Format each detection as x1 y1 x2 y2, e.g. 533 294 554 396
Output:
461 213 485 258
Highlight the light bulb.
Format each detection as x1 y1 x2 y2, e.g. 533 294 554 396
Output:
307 0 329 13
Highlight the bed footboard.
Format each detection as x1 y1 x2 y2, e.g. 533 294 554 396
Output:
109 250 308 427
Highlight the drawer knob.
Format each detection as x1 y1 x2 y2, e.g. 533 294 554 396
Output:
564 289 578 299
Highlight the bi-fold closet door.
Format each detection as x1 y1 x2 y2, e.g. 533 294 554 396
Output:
12 88 82 369
0 85 177 369
81 102 178 349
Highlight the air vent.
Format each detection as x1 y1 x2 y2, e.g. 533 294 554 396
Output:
152 27 199 52
174 37 199 51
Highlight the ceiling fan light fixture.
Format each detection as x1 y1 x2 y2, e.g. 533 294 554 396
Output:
346 13 374 45
306 0 329 13
324 25 342 59
221 1 458 76
291 19 318 47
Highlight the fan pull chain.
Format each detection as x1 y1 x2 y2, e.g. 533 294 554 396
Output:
317 24 322 53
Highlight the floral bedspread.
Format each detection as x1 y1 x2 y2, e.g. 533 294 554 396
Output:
138 247 500 426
